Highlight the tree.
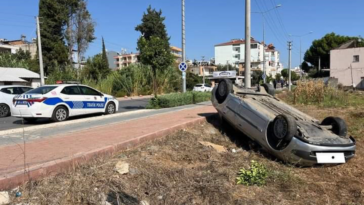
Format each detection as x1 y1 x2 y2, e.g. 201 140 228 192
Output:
281 69 299 81
73 0 95 67
101 37 109 69
281 69 289 80
251 70 263 85
304 32 363 69
275 73 281 81
135 6 174 97
39 0 69 74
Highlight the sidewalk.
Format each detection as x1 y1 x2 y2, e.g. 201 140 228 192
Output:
0 104 216 190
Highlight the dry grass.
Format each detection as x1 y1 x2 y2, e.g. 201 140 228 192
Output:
9 93 364 205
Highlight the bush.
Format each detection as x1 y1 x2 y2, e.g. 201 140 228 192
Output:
236 160 268 186
147 91 211 109
292 80 347 107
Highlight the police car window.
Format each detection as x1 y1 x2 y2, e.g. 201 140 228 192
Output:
79 86 100 95
26 86 57 94
19 87 32 93
0 88 14 94
61 86 81 95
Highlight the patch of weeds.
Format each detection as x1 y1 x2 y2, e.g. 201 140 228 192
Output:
236 160 268 186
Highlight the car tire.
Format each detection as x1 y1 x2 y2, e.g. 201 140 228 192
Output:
262 83 275 96
272 114 297 142
23 118 38 123
321 117 347 137
215 79 233 104
0 104 10 118
51 106 69 122
105 102 116 115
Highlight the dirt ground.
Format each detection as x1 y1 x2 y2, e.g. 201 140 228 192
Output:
10 99 364 205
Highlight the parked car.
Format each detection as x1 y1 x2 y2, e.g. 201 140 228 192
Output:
0 85 33 118
211 79 356 166
193 84 213 92
11 83 119 122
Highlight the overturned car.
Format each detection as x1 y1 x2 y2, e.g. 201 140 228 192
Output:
212 79 356 166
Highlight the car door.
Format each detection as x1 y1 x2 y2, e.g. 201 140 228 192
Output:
60 86 85 116
78 86 105 114
0 87 16 106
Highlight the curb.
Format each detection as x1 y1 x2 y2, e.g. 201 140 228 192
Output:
0 109 151 135
0 113 215 191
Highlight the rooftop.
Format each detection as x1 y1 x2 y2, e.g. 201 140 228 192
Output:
0 67 41 82
215 38 260 47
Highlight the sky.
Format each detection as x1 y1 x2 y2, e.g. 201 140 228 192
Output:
0 0 363 68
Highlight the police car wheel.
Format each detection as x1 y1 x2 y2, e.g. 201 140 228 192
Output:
0 104 10 118
105 102 116 114
52 106 69 122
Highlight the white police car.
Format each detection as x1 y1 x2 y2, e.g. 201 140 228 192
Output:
11 84 119 122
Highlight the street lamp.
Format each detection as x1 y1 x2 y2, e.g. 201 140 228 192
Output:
289 31 313 71
253 4 281 83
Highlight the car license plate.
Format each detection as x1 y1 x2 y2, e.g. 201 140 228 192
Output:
316 153 345 164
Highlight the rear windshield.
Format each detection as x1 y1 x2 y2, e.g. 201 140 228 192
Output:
194 85 202 87
25 86 58 95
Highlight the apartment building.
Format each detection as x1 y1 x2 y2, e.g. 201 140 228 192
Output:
0 35 37 58
114 53 139 69
114 46 183 69
214 38 282 76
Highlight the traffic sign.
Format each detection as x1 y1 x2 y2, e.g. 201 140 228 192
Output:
262 72 266 80
179 62 188 72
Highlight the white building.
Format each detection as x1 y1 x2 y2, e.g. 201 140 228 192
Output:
214 38 282 77
0 67 42 88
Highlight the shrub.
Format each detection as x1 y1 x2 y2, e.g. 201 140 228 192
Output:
292 80 347 107
236 160 268 186
147 91 211 109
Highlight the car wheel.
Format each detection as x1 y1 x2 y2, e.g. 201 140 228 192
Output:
52 106 69 122
321 117 347 137
105 102 116 115
215 79 232 104
272 114 297 142
23 118 38 123
0 104 10 118
261 83 275 96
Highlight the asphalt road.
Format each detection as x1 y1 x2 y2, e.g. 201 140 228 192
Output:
0 98 150 131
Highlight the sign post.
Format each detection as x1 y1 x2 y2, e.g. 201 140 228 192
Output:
179 62 188 92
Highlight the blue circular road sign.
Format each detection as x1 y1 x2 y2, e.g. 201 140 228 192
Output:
179 62 188 72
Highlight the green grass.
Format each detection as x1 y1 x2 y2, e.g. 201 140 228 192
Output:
237 160 268 186
146 91 211 109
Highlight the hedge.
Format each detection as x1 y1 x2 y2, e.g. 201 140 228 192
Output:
147 91 211 109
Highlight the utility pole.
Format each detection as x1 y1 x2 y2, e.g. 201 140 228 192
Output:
262 16 266 83
181 0 186 92
288 41 292 91
319 56 321 73
36 16 45 86
244 0 251 88
202 56 205 84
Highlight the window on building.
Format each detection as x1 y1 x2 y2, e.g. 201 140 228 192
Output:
353 55 360 62
251 44 258 49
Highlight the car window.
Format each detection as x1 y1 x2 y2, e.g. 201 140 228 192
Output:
0 88 14 94
194 85 202 87
205 85 211 88
61 86 82 95
79 86 101 95
25 86 58 95
19 87 33 93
